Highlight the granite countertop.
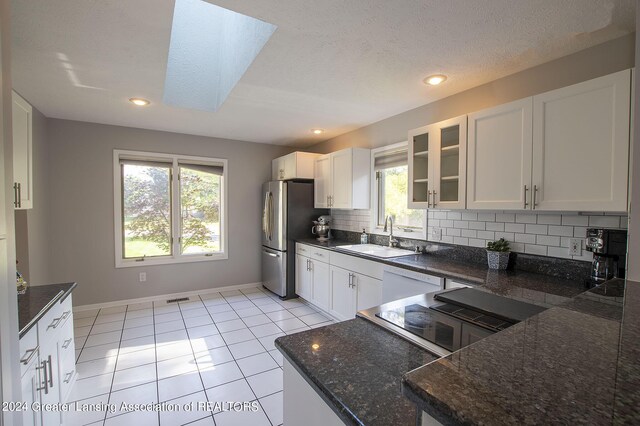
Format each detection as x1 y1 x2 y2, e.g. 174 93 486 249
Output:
275 318 439 426
297 238 586 307
402 279 637 425
18 282 77 338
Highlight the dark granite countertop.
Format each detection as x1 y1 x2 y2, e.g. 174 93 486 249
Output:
297 238 586 307
402 279 637 425
275 318 438 426
18 282 77 338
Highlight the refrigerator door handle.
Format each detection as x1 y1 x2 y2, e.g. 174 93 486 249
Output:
263 249 279 258
262 191 270 238
268 192 274 241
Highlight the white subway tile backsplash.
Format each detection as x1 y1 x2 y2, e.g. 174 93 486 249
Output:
588 215 621 228
547 225 574 237
332 209 626 262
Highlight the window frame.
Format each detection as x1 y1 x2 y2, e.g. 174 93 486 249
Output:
114 149 228 268
369 142 427 240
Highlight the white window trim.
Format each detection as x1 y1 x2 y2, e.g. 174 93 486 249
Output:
113 149 229 268
369 142 427 240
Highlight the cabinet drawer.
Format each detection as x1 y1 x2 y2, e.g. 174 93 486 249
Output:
330 251 384 280
19 327 39 378
37 296 72 345
296 244 330 263
58 313 76 362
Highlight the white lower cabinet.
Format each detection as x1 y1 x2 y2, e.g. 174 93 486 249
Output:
296 243 383 321
19 294 77 425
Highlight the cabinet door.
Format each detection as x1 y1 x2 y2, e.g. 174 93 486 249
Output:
432 115 467 209
295 254 312 300
329 266 356 321
39 347 61 426
330 149 353 209
311 260 330 311
21 356 42 426
314 155 331 208
532 70 631 211
354 274 382 311
283 153 297 179
408 125 433 208
468 98 533 210
272 157 284 180
12 91 33 210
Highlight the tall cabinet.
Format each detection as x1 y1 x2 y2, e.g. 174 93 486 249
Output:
12 91 33 210
408 115 467 209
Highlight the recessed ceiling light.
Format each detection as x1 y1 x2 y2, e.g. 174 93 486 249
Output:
423 74 447 86
311 129 324 135
129 97 150 106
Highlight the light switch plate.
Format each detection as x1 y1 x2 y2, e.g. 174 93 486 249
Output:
139 272 147 282
431 227 442 241
569 238 582 256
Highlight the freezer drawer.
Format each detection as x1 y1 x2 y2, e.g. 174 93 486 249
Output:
262 246 287 297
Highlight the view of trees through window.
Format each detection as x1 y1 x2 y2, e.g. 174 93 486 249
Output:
122 162 221 259
378 165 423 229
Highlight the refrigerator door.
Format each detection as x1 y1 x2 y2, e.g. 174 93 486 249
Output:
261 181 287 251
262 246 287 297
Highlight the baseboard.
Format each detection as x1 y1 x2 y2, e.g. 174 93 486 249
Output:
296 298 342 323
73 282 265 312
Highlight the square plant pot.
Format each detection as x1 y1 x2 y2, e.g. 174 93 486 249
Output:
487 250 510 270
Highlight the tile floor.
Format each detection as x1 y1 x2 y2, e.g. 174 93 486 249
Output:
68 287 333 426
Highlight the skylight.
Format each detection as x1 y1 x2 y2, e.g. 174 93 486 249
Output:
163 0 277 112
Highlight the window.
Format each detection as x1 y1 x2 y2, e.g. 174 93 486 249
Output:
371 142 426 238
114 150 227 267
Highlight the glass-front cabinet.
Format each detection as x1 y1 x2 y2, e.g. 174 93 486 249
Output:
408 115 467 209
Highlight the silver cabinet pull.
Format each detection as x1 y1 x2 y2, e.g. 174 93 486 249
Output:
63 371 74 384
20 345 39 365
523 185 529 209
48 317 62 330
62 339 72 349
432 190 438 207
47 355 53 387
314 252 324 258
426 190 431 208
13 183 19 207
306 259 310 271
533 185 539 209
17 182 21 208
36 360 48 394
62 310 71 320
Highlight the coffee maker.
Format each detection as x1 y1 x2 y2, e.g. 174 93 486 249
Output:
585 228 627 286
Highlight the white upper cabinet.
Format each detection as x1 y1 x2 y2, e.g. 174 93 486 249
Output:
467 98 533 210
272 151 320 180
408 115 467 209
12 91 33 210
313 148 370 209
531 69 631 212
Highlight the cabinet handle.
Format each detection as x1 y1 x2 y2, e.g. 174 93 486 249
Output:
13 183 18 208
533 185 539 209
36 360 48 394
47 355 53 387
63 370 74 384
48 317 62 330
427 190 432 208
62 310 71 320
432 190 437 207
17 183 21 208
279 169 284 179
62 338 72 349
306 259 310 271
523 185 529 209
20 345 39 365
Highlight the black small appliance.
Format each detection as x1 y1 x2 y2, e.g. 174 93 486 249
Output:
585 228 627 286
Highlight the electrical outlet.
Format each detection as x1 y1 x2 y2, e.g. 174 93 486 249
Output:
139 272 147 282
569 238 582 256
431 227 442 241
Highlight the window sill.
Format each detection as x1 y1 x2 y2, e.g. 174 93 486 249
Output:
115 253 228 268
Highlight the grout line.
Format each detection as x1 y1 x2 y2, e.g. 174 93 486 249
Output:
102 304 128 424
74 309 101 363
151 297 161 425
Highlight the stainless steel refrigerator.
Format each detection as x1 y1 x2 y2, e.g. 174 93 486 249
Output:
261 180 328 299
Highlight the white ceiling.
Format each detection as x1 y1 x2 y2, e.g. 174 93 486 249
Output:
11 0 636 146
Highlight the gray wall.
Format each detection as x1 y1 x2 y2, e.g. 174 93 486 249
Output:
309 34 635 153
628 12 640 282
14 103 49 285
45 119 288 306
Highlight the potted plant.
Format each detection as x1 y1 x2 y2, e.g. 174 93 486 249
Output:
486 238 510 270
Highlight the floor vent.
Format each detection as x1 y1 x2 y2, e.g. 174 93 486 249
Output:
166 297 190 304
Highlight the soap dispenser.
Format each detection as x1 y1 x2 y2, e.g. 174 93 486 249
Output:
360 228 368 244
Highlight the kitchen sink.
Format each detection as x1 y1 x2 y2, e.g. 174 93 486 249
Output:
335 244 414 258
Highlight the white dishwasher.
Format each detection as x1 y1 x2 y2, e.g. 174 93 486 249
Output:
381 266 445 304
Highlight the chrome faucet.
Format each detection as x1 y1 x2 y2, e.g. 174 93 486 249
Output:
383 216 399 247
